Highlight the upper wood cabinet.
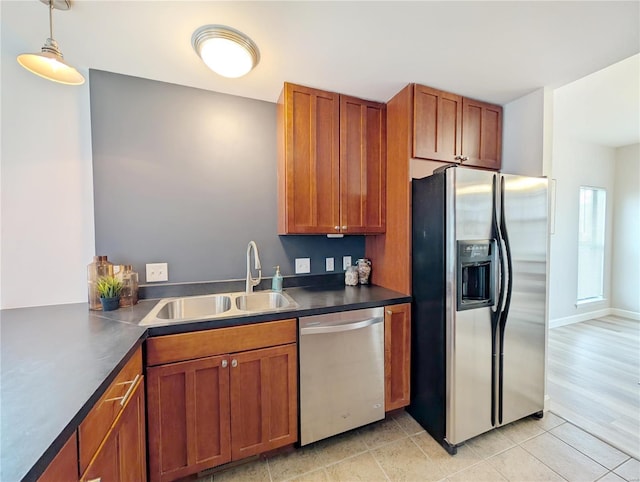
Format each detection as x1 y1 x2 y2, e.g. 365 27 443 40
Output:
339 95 386 233
412 84 503 170
461 97 502 170
278 82 386 234
413 85 463 162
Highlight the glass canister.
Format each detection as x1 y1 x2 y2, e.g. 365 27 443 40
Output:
345 265 359 286
118 265 139 307
356 258 372 284
87 255 114 311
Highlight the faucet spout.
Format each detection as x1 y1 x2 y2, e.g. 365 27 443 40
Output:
246 241 262 293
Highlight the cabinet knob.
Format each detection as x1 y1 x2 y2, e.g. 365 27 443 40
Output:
334 226 340 231
221 359 228 368
455 155 469 162
231 359 238 368
341 226 347 231
386 310 392 315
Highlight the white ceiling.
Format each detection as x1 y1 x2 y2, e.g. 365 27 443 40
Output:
554 54 640 148
2 1 639 146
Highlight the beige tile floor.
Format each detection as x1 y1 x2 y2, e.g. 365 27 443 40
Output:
199 411 640 482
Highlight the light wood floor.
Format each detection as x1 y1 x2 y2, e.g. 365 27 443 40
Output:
548 314 640 459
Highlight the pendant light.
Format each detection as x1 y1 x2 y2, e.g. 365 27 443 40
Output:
192 25 260 78
17 0 85 85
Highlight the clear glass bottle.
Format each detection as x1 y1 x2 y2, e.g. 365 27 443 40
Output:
87 255 114 311
357 258 372 284
345 265 359 286
118 265 139 307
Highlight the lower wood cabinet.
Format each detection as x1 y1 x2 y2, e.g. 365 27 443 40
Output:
147 355 231 480
146 320 298 482
384 303 411 411
80 375 147 482
37 433 78 482
230 344 298 460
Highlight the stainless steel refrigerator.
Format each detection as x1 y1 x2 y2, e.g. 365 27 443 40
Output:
408 165 548 454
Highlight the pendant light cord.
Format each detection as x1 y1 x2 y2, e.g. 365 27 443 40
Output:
48 0 54 39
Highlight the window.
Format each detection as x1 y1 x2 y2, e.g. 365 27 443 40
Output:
577 186 606 302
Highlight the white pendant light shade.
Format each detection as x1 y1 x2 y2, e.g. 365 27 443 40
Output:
17 0 85 85
18 39 84 85
192 25 260 78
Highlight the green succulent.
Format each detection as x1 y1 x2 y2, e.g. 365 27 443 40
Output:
96 276 124 299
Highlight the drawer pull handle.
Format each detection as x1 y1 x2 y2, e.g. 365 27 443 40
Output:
231 359 238 368
221 359 228 368
103 374 140 407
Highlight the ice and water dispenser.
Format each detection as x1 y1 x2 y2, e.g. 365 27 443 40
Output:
456 240 496 311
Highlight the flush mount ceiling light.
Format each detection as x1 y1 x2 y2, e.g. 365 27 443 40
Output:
17 0 85 85
192 25 260 78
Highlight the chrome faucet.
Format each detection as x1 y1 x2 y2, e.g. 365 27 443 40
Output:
246 240 262 293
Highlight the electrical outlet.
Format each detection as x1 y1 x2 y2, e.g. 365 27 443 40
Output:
146 263 168 282
295 258 311 274
343 256 352 270
325 257 335 272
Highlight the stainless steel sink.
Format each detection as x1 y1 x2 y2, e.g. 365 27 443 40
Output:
235 292 291 312
155 294 232 320
139 290 298 326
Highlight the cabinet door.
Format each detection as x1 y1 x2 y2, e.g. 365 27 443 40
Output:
413 85 462 162
81 377 146 482
147 356 231 482
38 432 78 482
461 98 502 170
340 95 386 234
118 377 146 481
279 83 340 234
385 303 411 411
230 344 298 459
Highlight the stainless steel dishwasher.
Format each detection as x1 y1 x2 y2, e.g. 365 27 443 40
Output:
299 307 385 445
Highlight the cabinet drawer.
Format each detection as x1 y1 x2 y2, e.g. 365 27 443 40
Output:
78 346 142 474
146 319 297 366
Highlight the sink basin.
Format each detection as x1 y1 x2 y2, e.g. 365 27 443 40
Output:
139 290 298 326
155 294 232 320
235 292 291 312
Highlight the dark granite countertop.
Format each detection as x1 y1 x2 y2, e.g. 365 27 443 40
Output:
0 284 410 481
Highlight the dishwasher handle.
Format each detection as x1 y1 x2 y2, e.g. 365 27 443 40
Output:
300 316 383 335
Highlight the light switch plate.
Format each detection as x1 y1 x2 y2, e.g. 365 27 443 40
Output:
146 263 168 282
295 258 311 274
325 257 334 272
343 256 352 270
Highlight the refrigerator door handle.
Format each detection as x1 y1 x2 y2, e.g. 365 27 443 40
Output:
498 175 514 424
490 174 504 427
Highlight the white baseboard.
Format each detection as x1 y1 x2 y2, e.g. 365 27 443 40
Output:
550 307 640 328
610 308 640 321
550 308 611 329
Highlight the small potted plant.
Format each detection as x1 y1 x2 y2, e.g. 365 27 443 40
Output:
96 275 124 311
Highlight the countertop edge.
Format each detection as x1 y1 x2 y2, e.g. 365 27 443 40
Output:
21 334 148 482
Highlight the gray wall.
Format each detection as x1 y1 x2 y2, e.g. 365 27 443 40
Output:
90 70 364 284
